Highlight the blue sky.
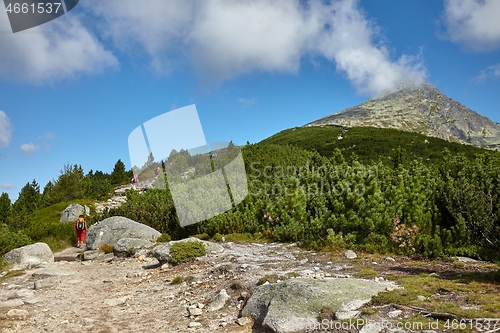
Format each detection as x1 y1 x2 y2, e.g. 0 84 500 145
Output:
0 0 499 202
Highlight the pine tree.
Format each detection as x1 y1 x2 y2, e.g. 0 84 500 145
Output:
0 192 11 224
110 159 129 185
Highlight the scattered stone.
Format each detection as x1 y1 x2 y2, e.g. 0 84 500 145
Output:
207 289 230 312
34 278 58 290
6 309 29 319
7 289 34 299
417 295 427 302
0 299 24 308
104 296 129 306
82 250 99 261
387 309 403 318
236 316 251 326
344 250 357 259
32 268 73 276
188 307 202 316
93 253 114 263
188 321 202 328
456 256 480 263
3 242 54 266
385 257 396 262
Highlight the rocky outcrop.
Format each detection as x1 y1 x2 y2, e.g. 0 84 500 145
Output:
60 204 90 223
306 83 500 150
3 243 54 267
85 216 161 250
242 278 399 333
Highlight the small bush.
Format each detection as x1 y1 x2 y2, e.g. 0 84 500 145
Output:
171 276 183 284
99 243 114 254
169 241 206 265
157 233 171 243
192 233 210 241
0 224 32 257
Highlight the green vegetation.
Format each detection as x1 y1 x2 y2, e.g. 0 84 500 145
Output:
2 126 500 262
169 241 206 265
372 271 500 319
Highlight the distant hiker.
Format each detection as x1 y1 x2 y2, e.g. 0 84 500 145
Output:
155 166 161 176
132 174 139 189
74 215 87 248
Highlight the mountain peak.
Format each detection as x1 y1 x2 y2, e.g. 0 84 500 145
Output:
306 83 500 150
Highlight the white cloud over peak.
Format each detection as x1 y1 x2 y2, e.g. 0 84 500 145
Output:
443 0 500 51
0 111 13 148
87 0 426 96
0 11 118 83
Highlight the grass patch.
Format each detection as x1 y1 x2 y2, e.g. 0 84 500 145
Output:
358 267 378 279
211 232 267 243
99 243 114 254
257 273 288 285
169 241 206 265
170 275 194 285
0 270 25 283
157 233 171 243
372 270 500 319
318 306 335 321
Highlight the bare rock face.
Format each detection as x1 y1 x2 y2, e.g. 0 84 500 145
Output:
307 83 500 150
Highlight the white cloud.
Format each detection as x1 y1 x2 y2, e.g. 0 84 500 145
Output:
473 63 500 83
0 10 118 83
237 98 257 107
0 183 15 190
0 111 13 148
20 143 40 154
443 0 500 51
86 0 426 96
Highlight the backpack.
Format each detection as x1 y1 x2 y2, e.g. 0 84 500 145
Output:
76 220 85 231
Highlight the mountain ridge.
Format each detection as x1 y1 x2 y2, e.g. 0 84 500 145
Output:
306 83 500 150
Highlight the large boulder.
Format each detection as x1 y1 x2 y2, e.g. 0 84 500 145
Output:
152 238 224 264
60 204 90 223
86 216 161 250
3 243 54 266
241 278 399 333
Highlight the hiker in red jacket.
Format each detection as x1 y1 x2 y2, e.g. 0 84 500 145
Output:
74 215 87 248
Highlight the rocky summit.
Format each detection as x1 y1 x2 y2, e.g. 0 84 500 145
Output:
306 83 500 150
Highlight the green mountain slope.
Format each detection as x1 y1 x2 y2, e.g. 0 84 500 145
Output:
258 125 493 165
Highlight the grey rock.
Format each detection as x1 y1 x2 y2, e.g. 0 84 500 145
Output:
344 250 357 259
242 278 399 333
7 289 34 299
104 296 129 306
236 317 252 326
82 250 99 261
114 238 154 255
3 242 54 266
86 216 161 250
6 309 29 319
417 295 427 302
188 322 202 328
188 307 202 316
60 203 90 223
207 289 230 312
387 309 403 318
0 299 24 308
152 238 223 264
93 253 115 263
34 278 59 290
456 256 480 263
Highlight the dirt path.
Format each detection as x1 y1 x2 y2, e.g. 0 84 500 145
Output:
0 242 498 333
